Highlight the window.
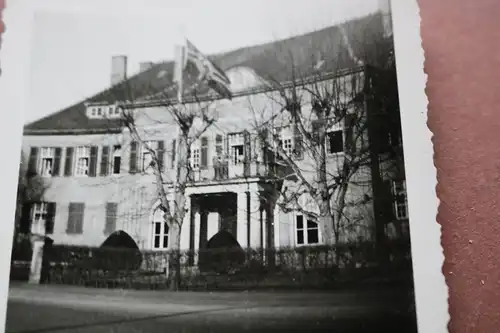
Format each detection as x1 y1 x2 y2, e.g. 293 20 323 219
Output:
326 129 344 154
112 145 121 174
39 147 55 177
280 138 293 156
31 202 56 235
188 137 208 170
312 119 346 155
215 134 224 158
191 147 200 169
87 104 121 119
75 146 90 176
276 126 302 158
393 180 408 220
296 214 319 245
142 141 157 172
228 133 245 164
152 207 169 249
231 145 244 164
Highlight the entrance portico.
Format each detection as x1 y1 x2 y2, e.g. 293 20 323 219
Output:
182 181 274 266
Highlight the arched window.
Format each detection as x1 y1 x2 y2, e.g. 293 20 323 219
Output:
152 207 169 249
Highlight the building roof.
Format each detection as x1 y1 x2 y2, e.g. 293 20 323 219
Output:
24 12 389 135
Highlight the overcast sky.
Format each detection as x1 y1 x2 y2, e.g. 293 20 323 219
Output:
27 0 380 123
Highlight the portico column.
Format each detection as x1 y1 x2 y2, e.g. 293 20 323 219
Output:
236 191 248 248
181 195 191 251
265 199 276 267
185 195 195 266
191 197 200 265
199 206 208 250
29 234 47 284
249 191 262 249
259 204 265 250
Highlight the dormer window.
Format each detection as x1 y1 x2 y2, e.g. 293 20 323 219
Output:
86 103 121 119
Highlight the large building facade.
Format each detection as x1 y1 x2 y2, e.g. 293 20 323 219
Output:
19 11 408 257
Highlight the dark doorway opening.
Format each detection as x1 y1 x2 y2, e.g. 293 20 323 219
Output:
97 231 142 270
199 230 245 273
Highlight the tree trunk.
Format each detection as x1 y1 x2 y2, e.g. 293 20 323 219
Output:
318 200 333 245
167 131 190 291
332 183 348 268
316 120 333 245
168 222 182 291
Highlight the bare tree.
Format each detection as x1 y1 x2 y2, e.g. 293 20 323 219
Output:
101 70 220 289
13 152 49 259
245 13 399 256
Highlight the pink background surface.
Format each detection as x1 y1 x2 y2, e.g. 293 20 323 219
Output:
1 0 500 331
421 0 500 331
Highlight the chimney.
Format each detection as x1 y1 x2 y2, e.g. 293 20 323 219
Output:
111 55 128 85
139 61 154 72
379 0 393 37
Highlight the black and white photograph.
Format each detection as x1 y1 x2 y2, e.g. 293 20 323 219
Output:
1 0 442 332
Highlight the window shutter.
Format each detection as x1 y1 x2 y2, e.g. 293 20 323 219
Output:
296 215 304 245
67 202 84 234
258 128 268 164
293 125 304 160
52 147 62 176
170 139 176 169
129 141 138 174
75 203 84 234
104 202 118 234
64 147 74 176
100 146 110 176
344 114 356 153
45 202 56 234
27 147 39 176
243 131 251 176
244 131 251 160
381 180 395 221
67 203 75 234
88 146 98 177
200 137 208 169
225 135 230 159
311 120 322 144
156 140 165 171
20 203 32 234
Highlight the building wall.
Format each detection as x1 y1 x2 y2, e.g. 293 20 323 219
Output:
21 69 385 250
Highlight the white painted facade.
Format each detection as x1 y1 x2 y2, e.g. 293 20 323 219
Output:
22 66 387 255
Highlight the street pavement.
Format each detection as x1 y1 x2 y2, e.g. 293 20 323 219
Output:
5 283 418 333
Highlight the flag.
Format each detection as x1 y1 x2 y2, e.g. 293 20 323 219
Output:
173 39 232 101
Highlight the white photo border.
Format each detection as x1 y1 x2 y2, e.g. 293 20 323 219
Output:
0 1 448 332
392 1 449 332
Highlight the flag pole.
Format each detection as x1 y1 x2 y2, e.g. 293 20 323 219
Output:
174 28 185 186
177 24 186 105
